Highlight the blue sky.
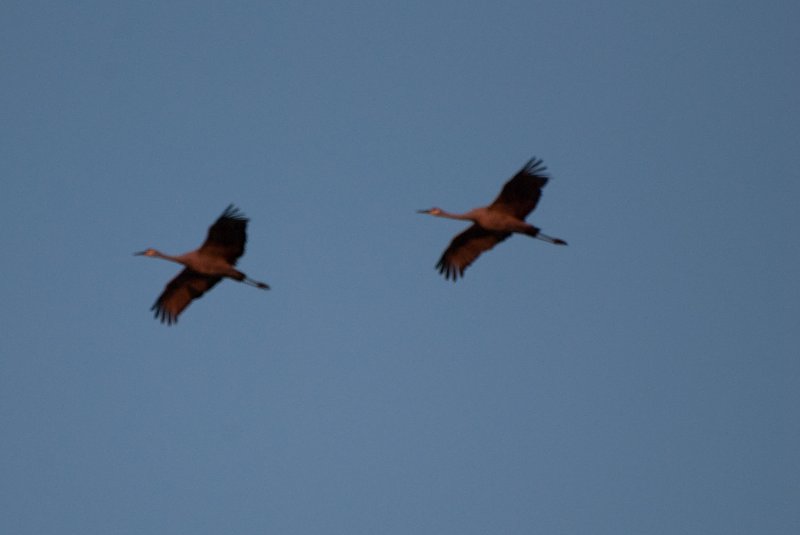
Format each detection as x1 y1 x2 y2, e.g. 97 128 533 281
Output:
2 1 798 533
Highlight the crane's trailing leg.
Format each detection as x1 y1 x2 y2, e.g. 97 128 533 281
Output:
243 277 270 289
229 268 270 289
535 232 567 246
524 226 567 245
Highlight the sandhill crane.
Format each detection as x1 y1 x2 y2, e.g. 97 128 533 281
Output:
135 204 269 325
418 157 567 281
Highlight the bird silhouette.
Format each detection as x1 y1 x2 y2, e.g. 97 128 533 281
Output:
136 205 269 325
418 157 567 281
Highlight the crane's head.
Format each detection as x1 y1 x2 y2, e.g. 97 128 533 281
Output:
417 207 443 216
134 248 158 257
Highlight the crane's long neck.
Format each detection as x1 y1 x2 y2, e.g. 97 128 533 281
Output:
437 209 475 222
151 250 185 265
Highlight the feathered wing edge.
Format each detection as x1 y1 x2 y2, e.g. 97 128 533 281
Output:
200 204 250 264
151 269 222 325
489 157 550 219
435 225 511 281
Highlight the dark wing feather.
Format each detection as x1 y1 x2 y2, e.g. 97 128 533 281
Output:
198 204 249 265
151 269 222 325
489 157 549 219
436 224 511 281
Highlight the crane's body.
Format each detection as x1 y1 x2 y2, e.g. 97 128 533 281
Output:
138 249 266 286
136 205 269 325
419 157 567 280
426 206 557 237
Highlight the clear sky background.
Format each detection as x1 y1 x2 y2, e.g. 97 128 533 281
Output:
2 1 798 533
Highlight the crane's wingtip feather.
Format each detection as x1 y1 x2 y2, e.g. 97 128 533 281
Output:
435 260 464 282
523 157 548 177
220 204 248 222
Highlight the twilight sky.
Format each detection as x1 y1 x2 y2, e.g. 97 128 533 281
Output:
2 2 799 533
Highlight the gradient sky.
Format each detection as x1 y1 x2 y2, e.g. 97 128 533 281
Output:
2 1 798 533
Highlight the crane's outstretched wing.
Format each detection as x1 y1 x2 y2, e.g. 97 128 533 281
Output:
198 205 249 265
436 225 511 281
151 269 222 325
489 157 549 219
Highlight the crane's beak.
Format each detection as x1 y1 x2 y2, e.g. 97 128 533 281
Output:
416 209 431 214
133 250 147 256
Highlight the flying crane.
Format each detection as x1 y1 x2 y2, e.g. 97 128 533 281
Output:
418 157 567 280
136 205 269 324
